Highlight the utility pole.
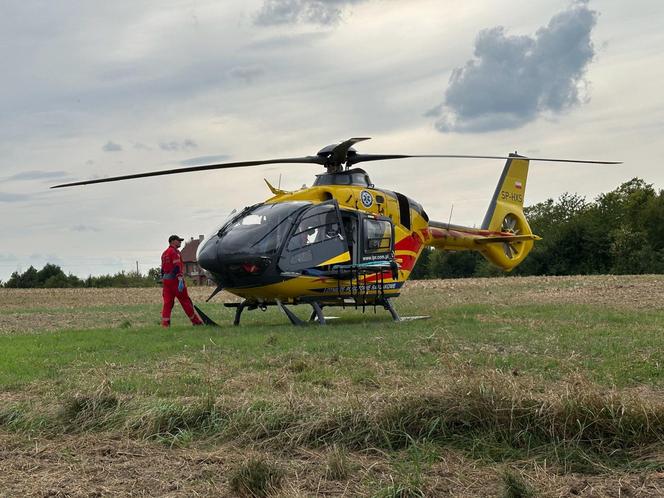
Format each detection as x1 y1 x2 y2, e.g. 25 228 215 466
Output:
136 261 139 275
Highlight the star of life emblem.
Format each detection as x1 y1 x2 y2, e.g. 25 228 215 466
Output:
360 190 373 208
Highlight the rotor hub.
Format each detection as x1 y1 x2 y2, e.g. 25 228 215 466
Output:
317 144 358 172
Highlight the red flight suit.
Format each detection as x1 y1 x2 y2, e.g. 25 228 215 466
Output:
161 245 203 327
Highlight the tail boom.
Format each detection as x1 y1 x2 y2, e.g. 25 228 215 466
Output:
425 222 539 270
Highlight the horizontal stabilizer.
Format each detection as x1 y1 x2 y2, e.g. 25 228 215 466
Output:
475 234 542 244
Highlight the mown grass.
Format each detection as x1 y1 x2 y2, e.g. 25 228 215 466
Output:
1 279 664 494
1 302 664 391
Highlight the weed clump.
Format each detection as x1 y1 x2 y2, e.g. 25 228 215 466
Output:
265 334 277 346
130 400 224 441
0 403 52 433
60 392 121 431
324 444 351 480
0 405 25 428
286 358 310 374
502 470 535 498
374 480 425 498
229 458 284 497
224 400 300 444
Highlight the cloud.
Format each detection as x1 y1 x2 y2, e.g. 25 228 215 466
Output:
103 141 123 152
228 65 265 83
0 192 31 203
159 140 198 152
430 1 598 133
245 32 328 51
71 224 101 232
0 253 18 263
254 0 365 26
179 154 231 166
6 170 68 181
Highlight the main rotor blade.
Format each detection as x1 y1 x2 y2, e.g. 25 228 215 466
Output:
329 137 370 165
51 156 324 188
348 154 621 166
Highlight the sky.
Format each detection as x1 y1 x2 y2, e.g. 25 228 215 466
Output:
1 0 663 280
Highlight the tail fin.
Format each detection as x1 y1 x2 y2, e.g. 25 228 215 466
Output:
480 154 537 270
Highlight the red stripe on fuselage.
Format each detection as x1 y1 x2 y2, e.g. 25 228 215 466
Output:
396 254 417 272
395 232 423 253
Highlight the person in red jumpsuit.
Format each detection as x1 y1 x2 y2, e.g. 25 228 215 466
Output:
161 235 203 327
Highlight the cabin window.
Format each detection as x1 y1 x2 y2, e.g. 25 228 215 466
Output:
287 206 340 251
279 202 349 272
364 219 392 253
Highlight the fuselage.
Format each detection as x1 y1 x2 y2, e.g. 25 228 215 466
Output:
196 169 431 305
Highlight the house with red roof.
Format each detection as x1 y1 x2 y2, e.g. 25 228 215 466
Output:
180 235 210 285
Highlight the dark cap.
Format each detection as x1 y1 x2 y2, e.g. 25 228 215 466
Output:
168 235 184 243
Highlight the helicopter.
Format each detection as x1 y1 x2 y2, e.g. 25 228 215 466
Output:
52 138 619 325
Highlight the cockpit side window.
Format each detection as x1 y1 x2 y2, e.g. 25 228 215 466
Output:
215 201 310 256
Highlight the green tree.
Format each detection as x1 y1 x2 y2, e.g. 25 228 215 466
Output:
410 247 432 279
4 272 19 288
609 227 663 274
428 251 479 278
596 178 656 231
37 263 67 286
18 266 39 288
43 273 71 288
641 192 664 251
147 267 162 282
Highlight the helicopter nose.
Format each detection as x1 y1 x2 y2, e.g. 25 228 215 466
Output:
197 236 222 273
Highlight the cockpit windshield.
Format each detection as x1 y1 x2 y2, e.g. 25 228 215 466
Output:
217 201 311 256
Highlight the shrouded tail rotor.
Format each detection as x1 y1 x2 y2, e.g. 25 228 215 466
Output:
501 214 521 259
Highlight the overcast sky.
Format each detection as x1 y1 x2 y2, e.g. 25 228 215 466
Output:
1 0 663 280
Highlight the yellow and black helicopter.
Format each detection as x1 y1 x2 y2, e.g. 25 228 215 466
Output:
52 138 618 325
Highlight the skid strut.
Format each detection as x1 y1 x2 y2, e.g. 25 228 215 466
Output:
223 300 256 326
193 304 219 327
276 299 304 326
383 298 401 322
308 302 326 325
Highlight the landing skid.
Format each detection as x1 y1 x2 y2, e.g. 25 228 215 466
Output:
398 315 430 321
223 297 405 326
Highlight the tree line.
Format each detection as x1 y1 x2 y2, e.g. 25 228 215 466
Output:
411 177 664 279
1 264 162 288
2 177 662 288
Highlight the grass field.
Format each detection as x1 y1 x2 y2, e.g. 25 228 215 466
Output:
1 275 664 496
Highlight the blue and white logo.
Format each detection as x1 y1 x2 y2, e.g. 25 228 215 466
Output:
360 190 373 208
